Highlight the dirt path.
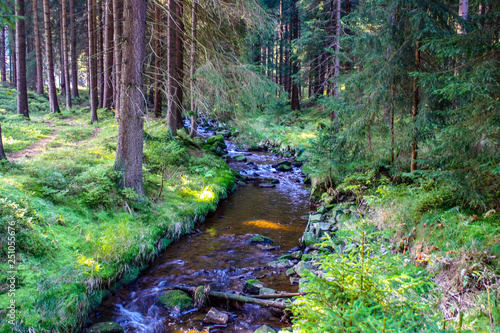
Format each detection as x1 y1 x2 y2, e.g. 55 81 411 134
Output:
8 119 58 163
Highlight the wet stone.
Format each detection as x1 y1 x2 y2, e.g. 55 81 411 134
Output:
203 307 229 325
301 232 318 247
259 287 276 296
234 154 248 162
87 322 124 333
256 244 279 251
309 213 323 223
276 164 293 172
251 235 274 244
259 183 276 188
294 261 314 277
254 325 277 333
290 277 300 285
291 250 302 259
156 290 193 311
266 259 292 270
243 279 265 294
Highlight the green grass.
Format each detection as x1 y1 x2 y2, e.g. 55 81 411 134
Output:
0 94 235 332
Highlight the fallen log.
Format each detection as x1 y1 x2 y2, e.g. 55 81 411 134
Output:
251 292 307 299
175 285 287 309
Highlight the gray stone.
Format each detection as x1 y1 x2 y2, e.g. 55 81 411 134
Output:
87 322 124 333
234 154 247 162
301 232 318 247
276 164 293 172
243 279 265 294
259 183 276 188
266 259 292 269
309 213 323 223
316 205 327 214
294 261 314 277
289 277 300 285
254 325 277 333
291 250 302 259
251 235 274 244
259 287 276 296
203 307 229 325
256 244 279 251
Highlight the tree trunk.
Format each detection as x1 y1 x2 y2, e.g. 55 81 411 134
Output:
97 0 104 108
42 0 60 113
458 0 469 34
113 0 122 112
175 0 185 129
329 0 341 125
0 123 7 160
290 0 300 111
411 42 420 172
9 25 17 85
88 0 98 122
278 0 283 87
167 0 178 136
114 0 146 197
0 27 5 82
103 0 113 108
153 4 163 118
189 0 197 137
61 0 72 108
31 0 44 94
16 0 30 118
69 0 79 97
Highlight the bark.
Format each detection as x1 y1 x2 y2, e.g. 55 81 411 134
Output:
103 0 113 108
176 286 287 309
97 0 104 108
0 27 5 82
61 0 72 108
31 0 43 94
0 124 7 160
114 0 146 197
458 0 469 34
69 0 79 97
329 0 341 125
175 0 185 129
42 0 60 113
113 0 122 112
278 0 283 87
290 0 300 111
153 4 162 118
167 0 178 136
189 0 197 137
411 42 421 172
9 25 16 84
16 0 29 118
88 0 98 122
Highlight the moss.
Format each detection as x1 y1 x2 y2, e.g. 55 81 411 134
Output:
87 321 124 333
243 279 265 294
156 290 193 311
251 235 274 244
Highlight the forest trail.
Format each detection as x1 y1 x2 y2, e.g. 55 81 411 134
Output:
8 117 99 163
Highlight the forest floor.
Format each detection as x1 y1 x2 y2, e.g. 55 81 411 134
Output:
0 98 235 332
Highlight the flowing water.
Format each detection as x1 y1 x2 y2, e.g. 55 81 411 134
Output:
86 140 311 333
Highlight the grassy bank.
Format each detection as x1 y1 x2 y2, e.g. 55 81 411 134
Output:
0 96 235 332
235 106 500 332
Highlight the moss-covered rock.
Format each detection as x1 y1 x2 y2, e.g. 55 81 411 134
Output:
156 290 193 311
276 164 293 172
251 234 274 244
254 325 277 333
206 134 225 145
234 154 247 162
243 279 265 294
266 259 292 269
87 322 124 333
301 231 318 247
279 254 295 260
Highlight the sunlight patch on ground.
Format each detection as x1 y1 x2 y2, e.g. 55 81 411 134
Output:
243 220 291 231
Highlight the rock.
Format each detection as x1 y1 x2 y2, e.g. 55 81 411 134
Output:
316 205 327 214
254 325 277 333
203 307 229 325
271 160 291 168
301 232 318 247
309 213 323 223
259 287 276 296
292 160 303 167
312 222 332 237
206 135 225 145
301 253 314 261
291 250 302 259
243 279 265 294
276 164 293 172
266 259 292 269
294 261 314 277
289 277 300 285
256 244 279 251
259 183 276 188
234 154 247 162
246 161 256 166
87 322 124 333
248 144 263 151
156 290 193 311
285 268 295 277
251 235 274 244
279 254 295 260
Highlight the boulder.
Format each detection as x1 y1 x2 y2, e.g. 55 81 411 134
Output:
279 254 295 260
309 213 323 223
294 261 314 277
206 135 225 145
256 244 279 251
248 144 263 151
271 160 291 168
276 164 293 172
259 183 276 188
316 205 327 214
285 268 295 277
289 277 300 285
203 307 229 325
301 253 314 262
156 290 193 311
234 154 247 162
251 235 274 244
266 259 292 270
291 250 302 259
87 322 124 333
258 287 276 296
254 325 277 333
300 232 318 247
312 222 332 237
243 279 265 294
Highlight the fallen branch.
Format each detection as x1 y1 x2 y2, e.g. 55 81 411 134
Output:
175 285 287 309
251 292 307 299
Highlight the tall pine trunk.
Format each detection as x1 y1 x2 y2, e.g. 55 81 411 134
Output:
329 0 341 124
61 0 72 108
153 4 162 118
167 0 178 136
290 0 300 111
103 0 113 108
70 0 79 97
113 0 122 112
458 0 469 34
0 124 7 160
0 27 5 82
9 25 17 85
115 0 146 197
32 0 44 94
88 0 98 122
189 0 198 137
42 0 60 113
16 0 29 118
411 42 421 172
175 0 185 129
97 1 104 108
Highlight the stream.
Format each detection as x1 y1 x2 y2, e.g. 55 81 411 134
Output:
86 138 311 332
